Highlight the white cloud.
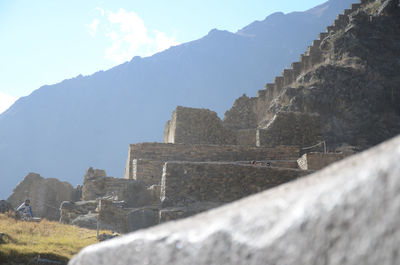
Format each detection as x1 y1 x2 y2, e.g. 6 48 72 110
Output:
95 7 105 16
154 31 179 54
0 91 17 115
87 18 100 37
87 8 179 64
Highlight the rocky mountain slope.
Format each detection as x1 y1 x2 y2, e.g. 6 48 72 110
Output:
223 0 400 150
0 0 357 198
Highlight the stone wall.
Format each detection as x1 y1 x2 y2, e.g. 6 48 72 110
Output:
124 143 300 182
257 112 322 148
98 200 159 233
83 167 153 207
7 173 78 220
235 129 258 146
223 94 258 130
59 200 98 224
297 152 347 170
164 106 236 145
160 161 310 207
82 168 129 201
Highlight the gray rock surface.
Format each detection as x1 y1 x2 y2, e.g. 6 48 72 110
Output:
70 134 400 265
60 200 98 224
7 173 78 220
71 213 98 230
0 200 13 213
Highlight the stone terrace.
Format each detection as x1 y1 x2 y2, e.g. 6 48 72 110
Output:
124 142 300 186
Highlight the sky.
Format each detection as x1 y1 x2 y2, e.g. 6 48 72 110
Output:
0 0 328 114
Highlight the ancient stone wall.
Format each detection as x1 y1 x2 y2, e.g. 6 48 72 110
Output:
59 200 98 224
164 106 236 145
98 200 159 233
234 129 258 146
297 152 347 170
124 143 300 182
83 167 153 207
257 112 322 148
160 161 310 207
7 173 77 220
82 168 129 201
223 94 258 130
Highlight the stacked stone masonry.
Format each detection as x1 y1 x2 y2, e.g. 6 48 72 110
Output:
164 106 236 145
124 142 300 186
297 152 348 170
256 112 322 148
160 162 310 208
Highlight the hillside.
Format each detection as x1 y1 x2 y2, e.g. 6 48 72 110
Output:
222 0 400 150
0 213 107 264
0 0 358 198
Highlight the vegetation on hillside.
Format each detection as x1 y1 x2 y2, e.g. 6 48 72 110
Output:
0 213 107 264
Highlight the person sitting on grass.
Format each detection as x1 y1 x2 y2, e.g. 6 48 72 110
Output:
17 198 34 218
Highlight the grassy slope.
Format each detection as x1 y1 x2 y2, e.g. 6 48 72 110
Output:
0 213 107 264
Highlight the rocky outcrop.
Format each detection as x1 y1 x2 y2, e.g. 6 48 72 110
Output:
0 200 13 213
71 213 98 230
221 0 400 151
7 173 78 220
82 168 152 207
97 200 159 233
59 200 98 225
69 133 400 265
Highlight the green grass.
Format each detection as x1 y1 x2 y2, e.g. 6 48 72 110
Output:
0 213 109 264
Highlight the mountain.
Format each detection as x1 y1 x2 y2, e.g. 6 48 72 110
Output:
0 0 358 198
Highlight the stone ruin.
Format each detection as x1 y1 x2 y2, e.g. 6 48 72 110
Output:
68 0 400 264
55 100 340 233
7 173 80 220
65 0 400 236
6 1 399 250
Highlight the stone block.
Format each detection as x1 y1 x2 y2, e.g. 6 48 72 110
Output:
0 200 13 213
274 76 284 90
234 129 257 146
126 208 159 232
125 143 301 180
160 161 309 207
164 106 236 145
257 112 322 148
60 200 97 224
71 213 98 230
297 152 347 170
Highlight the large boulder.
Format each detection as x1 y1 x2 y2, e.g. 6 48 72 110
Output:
60 200 98 224
0 200 13 213
7 173 78 220
70 134 400 265
71 213 98 230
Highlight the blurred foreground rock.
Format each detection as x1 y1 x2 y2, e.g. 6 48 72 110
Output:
69 134 400 265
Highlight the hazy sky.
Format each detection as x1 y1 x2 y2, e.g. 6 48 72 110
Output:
0 0 327 113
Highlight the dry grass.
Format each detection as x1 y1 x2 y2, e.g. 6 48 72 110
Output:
0 213 109 264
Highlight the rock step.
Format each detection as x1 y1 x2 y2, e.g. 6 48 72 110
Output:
257 0 363 98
